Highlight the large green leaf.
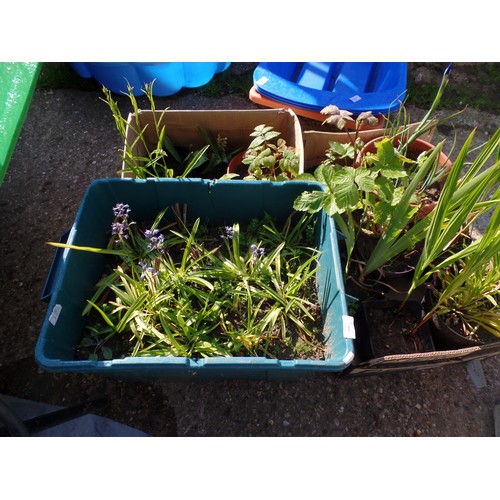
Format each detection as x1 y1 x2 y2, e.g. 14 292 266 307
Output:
375 139 409 177
333 179 360 211
293 191 328 214
321 163 340 191
355 169 377 192
330 166 356 184
327 140 355 160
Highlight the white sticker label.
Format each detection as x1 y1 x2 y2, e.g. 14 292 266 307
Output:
343 351 355 365
49 304 62 326
256 76 269 86
349 95 362 102
342 315 356 339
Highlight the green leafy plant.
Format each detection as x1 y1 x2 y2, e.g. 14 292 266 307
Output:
237 124 301 181
364 126 500 278
48 205 324 360
293 138 434 276
424 256 500 340
319 108 380 166
405 127 500 294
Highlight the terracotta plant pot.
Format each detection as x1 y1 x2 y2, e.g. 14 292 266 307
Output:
226 151 247 176
226 148 300 180
354 136 451 169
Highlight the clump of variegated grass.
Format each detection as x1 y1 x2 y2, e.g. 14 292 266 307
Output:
48 207 324 360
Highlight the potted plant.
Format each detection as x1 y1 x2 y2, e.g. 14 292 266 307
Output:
35 178 354 380
317 108 380 168
225 124 301 181
342 126 499 365
352 125 453 225
424 258 500 348
293 64 496 283
102 82 212 178
293 139 448 281
404 147 500 348
359 125 500 282
293 123 499 367
59 205 324 360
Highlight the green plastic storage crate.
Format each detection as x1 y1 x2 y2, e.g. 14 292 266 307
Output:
35 178 354 380
0 62 41 185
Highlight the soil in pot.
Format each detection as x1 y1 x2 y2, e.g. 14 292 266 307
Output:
356 300 435 359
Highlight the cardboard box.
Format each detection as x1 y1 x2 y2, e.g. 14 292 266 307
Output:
122 108 304 178
344 342 500 377
303 121 437 171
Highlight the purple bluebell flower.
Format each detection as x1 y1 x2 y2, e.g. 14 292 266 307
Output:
138 261 158 281
144 228 165 251
251 244 265 262
111 221 129 240
222 226 234 240
111 203 132 242
112 203 131 219
143 229 157 239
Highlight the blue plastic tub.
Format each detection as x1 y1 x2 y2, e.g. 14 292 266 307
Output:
35 178 355 381
70 62 231 96
253 62 407 115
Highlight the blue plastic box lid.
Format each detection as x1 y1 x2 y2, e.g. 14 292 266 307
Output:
254 62 407 115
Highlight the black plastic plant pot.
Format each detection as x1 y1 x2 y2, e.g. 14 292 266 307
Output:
428 313 484 349
423 288 487 349
354 299 435 360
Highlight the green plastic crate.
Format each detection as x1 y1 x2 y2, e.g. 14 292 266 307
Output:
0 62 41 185
35 178 355 380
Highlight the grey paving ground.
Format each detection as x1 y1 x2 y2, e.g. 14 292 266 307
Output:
0 63 499 437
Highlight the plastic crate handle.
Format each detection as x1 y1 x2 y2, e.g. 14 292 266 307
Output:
40 230 70 303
